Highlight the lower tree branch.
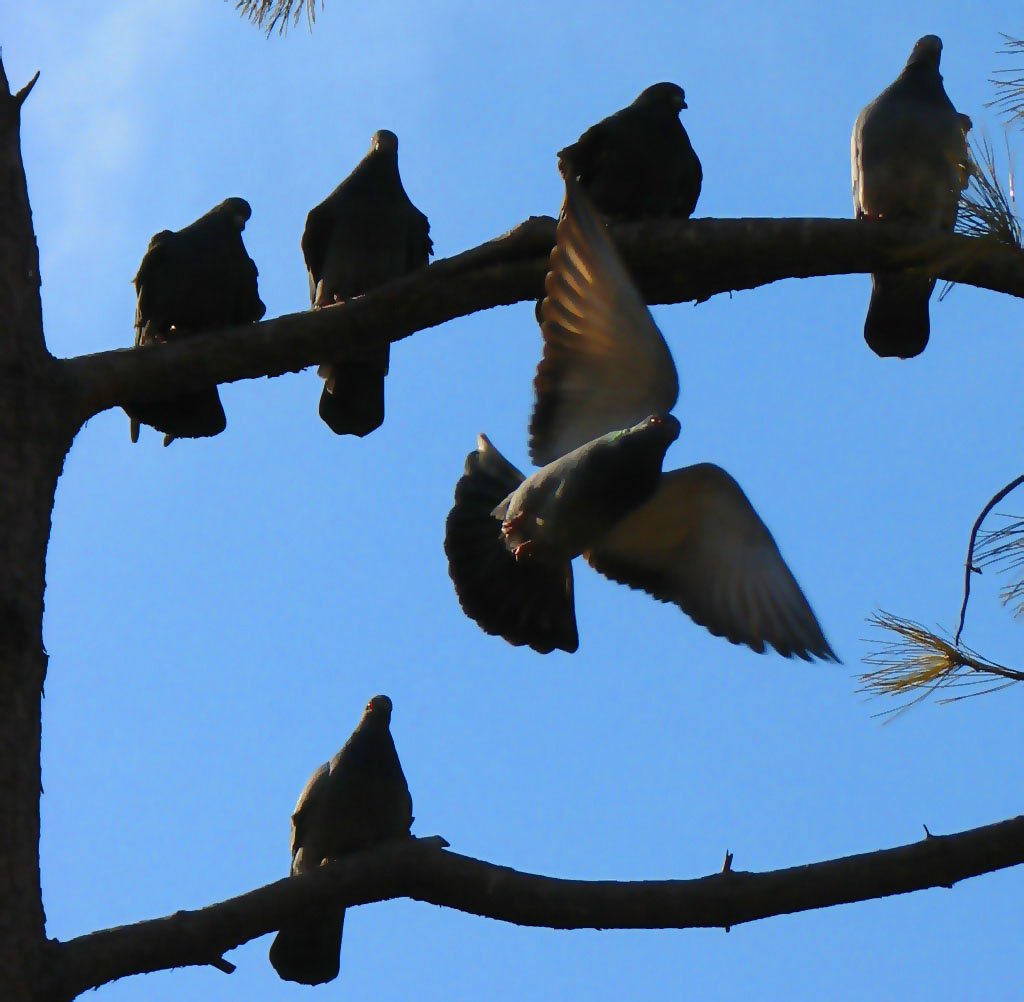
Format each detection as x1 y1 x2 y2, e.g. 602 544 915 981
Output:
54 815 1024 1000
62 217 1024 427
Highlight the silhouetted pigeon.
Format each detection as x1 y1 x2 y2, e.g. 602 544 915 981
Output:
302 130 432 436
269 694 413 986
852 35 971 358
124 198 265 445
558 82 702 220
445 175 835 661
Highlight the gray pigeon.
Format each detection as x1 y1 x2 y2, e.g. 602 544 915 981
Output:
851 35 971 358
124 198 265 445
269 694 413 986
558 82 702 220
445 175 836 661
302 130 433 437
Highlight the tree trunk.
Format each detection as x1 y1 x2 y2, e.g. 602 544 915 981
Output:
0 58 74 1002
0 414 68 1001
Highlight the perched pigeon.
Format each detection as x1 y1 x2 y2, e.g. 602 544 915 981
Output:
124 198 265 445
269 694 413 986
851 35 971 358
445 175 835 661
558 82 702 220
302 130 433 436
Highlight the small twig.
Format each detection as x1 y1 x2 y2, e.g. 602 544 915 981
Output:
955 473 1024 644
721 849 734 929
13 70 39 110
210 957 235 974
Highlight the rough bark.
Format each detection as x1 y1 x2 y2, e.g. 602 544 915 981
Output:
54 816 1024 997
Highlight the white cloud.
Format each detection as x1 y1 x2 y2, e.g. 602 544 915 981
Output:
23 0 205 266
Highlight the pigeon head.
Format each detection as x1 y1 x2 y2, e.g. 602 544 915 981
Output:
216 197 252 231
635 413 681 445
362 694 393 725
906 35 942 71
636 82 687 112
371 130 399 155
609 414 681 456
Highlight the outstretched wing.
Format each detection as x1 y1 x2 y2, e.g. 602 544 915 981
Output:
587 464 837 661
529 174 678 466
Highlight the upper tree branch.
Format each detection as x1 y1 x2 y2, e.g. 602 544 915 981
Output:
62 218 1024 425
54 814 1024 1000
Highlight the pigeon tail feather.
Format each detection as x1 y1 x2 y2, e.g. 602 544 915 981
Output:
123 388 227 442
863 273 933 358
445 438 578 654
269 907 345 986
318 360 386 437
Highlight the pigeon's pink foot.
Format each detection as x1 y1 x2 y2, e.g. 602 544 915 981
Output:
512 540 535 561
501 512 527 540
313 294 348 309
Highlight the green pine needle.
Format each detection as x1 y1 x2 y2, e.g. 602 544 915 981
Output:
955 134 1021 248
988 34 1024 127
976 514 1024 616
233 0 321 35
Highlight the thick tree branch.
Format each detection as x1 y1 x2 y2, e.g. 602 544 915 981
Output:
62 218 1024 426
54 815 1024 999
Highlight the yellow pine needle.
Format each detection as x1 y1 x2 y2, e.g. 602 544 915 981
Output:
860 612 1024 712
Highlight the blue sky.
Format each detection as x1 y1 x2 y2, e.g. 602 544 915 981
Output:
6 1 1024 999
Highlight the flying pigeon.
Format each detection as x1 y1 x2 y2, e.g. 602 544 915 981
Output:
302 130 433 436
269 694 413 986
558 82 702 220
445 175 836 661
124 197 265 445
851 34 971 358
